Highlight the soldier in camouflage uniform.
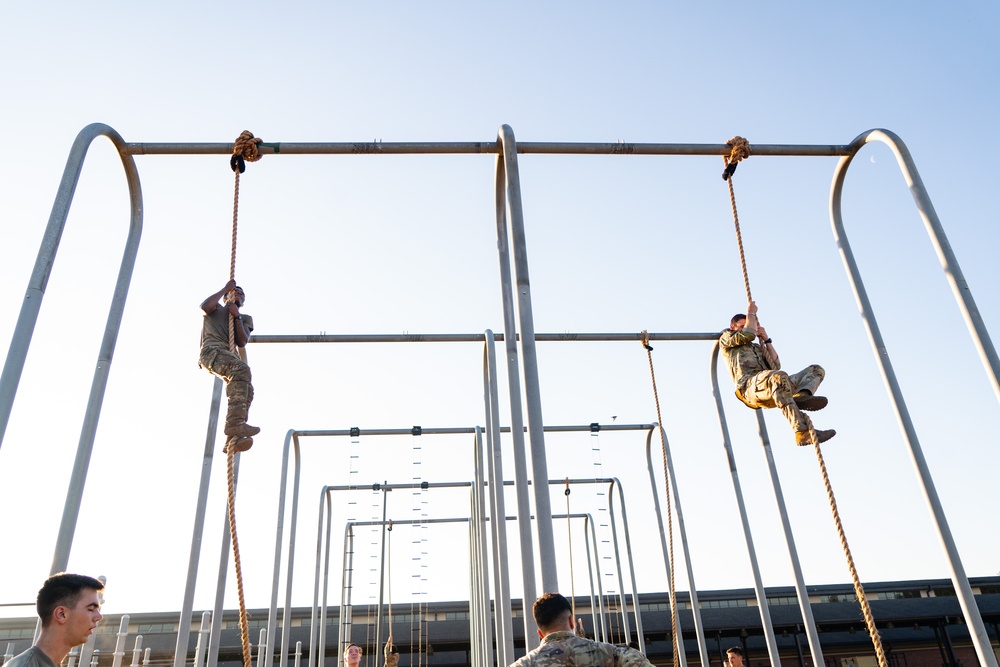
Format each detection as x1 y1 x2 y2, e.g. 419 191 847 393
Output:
719 300 835 446
510 593 653 667
199 280 259 453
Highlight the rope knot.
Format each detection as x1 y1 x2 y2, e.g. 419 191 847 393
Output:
722 135 751 180
231 130 263 173
640 330 653 351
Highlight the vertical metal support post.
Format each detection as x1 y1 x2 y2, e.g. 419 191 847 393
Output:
207 454 242 667
111 616 129 667
496 124 558 594
583 515 606 642
194 612 211 667
473 428 495 667
831 129 999 667
337 524 356 660
318 491 336 667
494 144 539 649
374 486 389 654
644 426 706 667
311 488 329 667
606 480 643 653
483 331 515 665
174 379 224 667
756 411 822 667
710 343 782 667
275 432 301 667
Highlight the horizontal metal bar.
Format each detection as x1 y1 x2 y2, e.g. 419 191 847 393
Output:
293 423 655 438
125 141 852 157
250 332 720 344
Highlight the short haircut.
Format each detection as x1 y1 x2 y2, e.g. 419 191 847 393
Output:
730 313 747 328
343 643 363 658
726 646 743 657
37 573 104 627
532 593 572 631
224 287 245 303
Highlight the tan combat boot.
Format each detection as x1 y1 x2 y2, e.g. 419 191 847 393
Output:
223 436 254 454
795 429 836 446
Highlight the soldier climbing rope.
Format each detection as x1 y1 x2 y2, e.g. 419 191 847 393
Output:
719 137 889 667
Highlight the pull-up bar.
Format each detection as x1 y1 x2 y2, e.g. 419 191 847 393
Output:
124 141 853 157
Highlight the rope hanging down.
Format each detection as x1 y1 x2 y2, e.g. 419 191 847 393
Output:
639 332 679 667
226 130 262 667
719 139 887 666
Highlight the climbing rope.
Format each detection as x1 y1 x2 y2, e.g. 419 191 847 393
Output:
813 446 888 666
640 331 679 667
564 478 577 626
722 136 753 304
719 141 886 665
225 130 261 667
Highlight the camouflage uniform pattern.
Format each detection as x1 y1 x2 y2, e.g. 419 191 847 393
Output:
199 308 254 425
719 326 824 434
510 631 653 667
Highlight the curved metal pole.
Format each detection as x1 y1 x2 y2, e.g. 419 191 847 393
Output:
1 123 142 453
831 130 998 667
608 479 643 654
643 426 703 667
337 524 356 659
272 431 299 667
580 515 601 642
709 343 782 666
497 124 558 594
311 486 332 667
13 124 144 571
494 145 539 649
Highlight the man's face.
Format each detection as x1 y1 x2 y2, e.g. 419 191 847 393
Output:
61 588 103 646
727 652 743 667
344 645 361 666
731 317 747 332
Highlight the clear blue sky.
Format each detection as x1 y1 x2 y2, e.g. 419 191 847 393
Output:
1 3 997 618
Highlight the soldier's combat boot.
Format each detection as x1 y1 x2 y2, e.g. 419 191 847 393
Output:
223 435 254 454
793 390 828 411
224 421 261 438
795 429 836 446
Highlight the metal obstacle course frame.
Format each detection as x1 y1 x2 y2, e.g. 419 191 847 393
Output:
0 125 997 667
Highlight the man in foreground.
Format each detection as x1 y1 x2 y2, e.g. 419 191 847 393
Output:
5 573 104 667
719 300 835 446
510 593 653 667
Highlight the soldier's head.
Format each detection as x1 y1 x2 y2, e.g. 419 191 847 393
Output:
343 643 362 667
37 573 104 629
224 286 246 307
726 646 744 667
532 593 574 637
730 313 747 331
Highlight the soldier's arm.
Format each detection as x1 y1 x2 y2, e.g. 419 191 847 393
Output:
201 280 237 315
757 324 780 369
615 646 655 667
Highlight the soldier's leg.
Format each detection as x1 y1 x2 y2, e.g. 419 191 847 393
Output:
214 352 260 438
790 364 825 394
747 371 835 446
